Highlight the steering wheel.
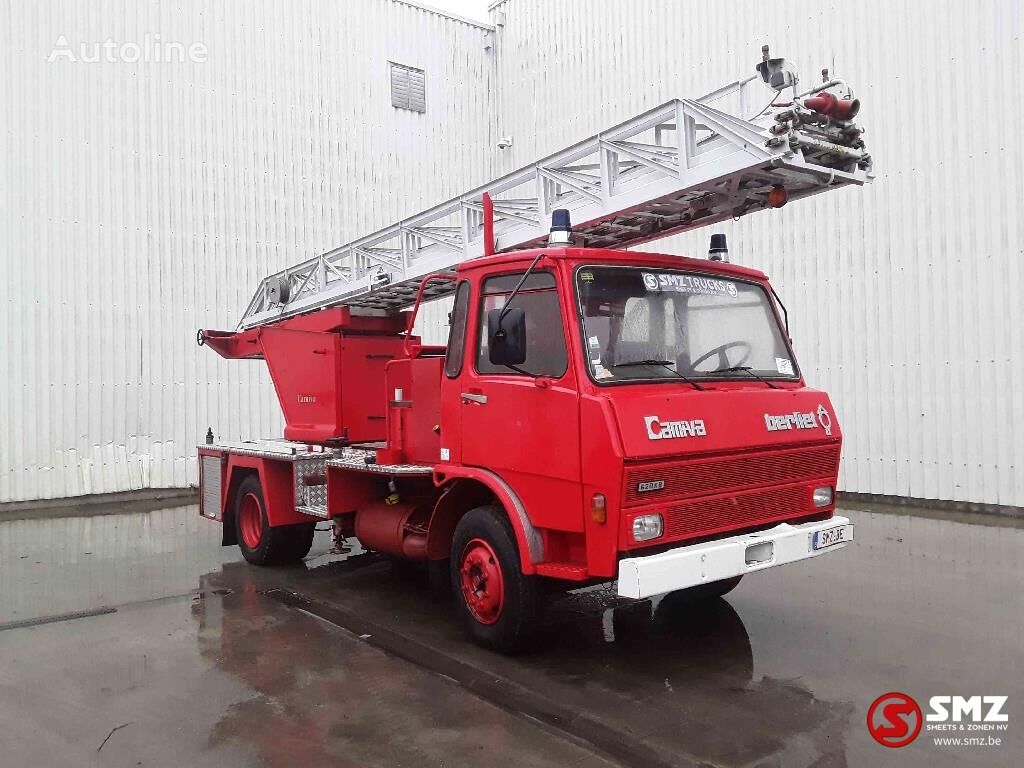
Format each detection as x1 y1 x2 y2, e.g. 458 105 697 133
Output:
689 341 752 372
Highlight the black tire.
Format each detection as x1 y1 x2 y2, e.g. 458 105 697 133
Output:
667 575 743 603
450 505 539 654
389 556 425 581
284 521 316 562
234 475 315 566
427 558 452 600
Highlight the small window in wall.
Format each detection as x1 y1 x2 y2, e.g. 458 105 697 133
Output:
390 62 426 112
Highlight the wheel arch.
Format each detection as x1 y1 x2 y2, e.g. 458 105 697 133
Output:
428 468 543 574
221 466 257 546
221 455 309 545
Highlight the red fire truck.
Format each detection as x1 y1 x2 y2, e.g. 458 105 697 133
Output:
198 52 871 651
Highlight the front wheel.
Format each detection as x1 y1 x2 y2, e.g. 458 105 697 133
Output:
234 475 315 566
450 505 539 653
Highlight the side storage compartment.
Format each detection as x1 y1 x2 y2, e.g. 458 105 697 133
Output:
380 356 443 465
198 448 226 521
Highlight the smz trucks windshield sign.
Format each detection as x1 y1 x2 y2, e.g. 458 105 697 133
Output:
641 272 738 298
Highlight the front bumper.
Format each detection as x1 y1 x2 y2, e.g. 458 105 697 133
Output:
616 515 853 599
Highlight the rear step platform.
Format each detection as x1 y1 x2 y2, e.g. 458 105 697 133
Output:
326 448 433 476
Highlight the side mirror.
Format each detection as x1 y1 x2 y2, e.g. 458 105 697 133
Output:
487 307 527 366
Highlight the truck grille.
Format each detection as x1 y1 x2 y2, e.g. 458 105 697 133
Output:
656 484 813 543
624 442 840 506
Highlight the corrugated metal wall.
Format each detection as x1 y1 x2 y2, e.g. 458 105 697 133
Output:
487 0 1024 507
1 0 496 501
4 0 1022 508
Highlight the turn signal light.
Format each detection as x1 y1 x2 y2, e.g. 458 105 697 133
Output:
591 493 607 524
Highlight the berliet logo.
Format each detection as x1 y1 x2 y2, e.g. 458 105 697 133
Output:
764 410 816 431
816 404 833 436
764 404 834 436
644 416 707 441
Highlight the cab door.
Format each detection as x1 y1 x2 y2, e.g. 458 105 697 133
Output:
454 270 582 533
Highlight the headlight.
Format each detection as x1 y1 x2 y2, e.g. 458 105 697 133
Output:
632 514 663 542
812 486 834 508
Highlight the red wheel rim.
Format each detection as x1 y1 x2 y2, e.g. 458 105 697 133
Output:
459 538 504 625
239 493 263 549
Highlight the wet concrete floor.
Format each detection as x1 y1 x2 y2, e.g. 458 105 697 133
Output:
0 502 1020 767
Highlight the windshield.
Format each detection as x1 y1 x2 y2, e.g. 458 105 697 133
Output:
575 266 797 383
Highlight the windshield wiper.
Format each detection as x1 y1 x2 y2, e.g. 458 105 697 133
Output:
712 365 780 389
611 359 706 391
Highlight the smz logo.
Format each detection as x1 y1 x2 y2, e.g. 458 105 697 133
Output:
928 695 1008 724
867 693 1009 749
867 692 923 748
644 416 706 441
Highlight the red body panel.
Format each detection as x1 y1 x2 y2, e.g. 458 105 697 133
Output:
607 384 840 460
202 308 409 443
457 376 583 533
327 466 380 515
383 357 443 465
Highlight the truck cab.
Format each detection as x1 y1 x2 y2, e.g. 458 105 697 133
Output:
425 245 845 581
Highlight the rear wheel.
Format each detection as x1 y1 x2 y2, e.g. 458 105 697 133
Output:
234 475 315 566
450 505 539 653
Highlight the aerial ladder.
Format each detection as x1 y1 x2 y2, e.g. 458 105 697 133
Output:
208 48 869 332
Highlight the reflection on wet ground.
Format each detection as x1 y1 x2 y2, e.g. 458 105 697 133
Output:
0 503 1021 767
0 504 232 623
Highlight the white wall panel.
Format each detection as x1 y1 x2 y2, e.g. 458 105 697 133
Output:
1 0 495 502
4 0 1021 508
487 0 1023 507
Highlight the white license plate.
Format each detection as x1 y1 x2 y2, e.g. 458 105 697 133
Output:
812 525 850 550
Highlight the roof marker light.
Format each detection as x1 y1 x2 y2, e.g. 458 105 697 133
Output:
548 209 573 245
708 233 729 262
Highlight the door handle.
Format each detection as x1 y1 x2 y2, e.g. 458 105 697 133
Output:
461 392 488 405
